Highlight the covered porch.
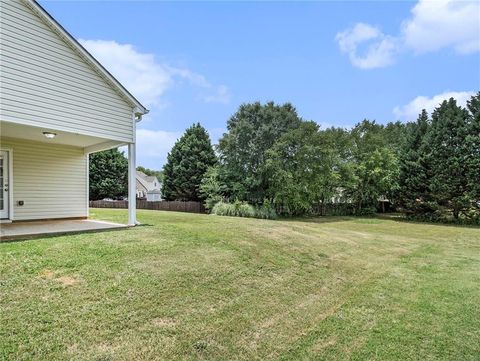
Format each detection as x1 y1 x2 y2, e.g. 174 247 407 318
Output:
0 121 138 226
0 218 127 241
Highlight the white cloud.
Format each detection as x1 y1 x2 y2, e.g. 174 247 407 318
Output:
169 68 231 104
335 23 398 69
79 39 231 107
203 85 231 104
168 67 210 88
133 128 181 168
336 0 480 68
132 127 225 168
79 40 172 107
393 90 475 121
402 0 480 54
80 40 232 168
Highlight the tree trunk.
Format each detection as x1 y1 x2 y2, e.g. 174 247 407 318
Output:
453 208 459 219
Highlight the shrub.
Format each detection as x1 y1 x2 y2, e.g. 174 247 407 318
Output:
211 201 231 216
355 206 377 216
406 206 480 225
211 200 277 219
205 195 223 211
255 200 278 219
199 165 227 211
211 200 253 218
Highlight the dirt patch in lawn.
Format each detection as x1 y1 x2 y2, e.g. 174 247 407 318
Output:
39 269 55 279
38 270 79 286
56 276 79 286
152 317 177 327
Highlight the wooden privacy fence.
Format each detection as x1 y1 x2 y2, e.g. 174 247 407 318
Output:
89 200 205 213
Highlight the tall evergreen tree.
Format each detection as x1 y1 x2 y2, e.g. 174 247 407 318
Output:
425 98 471 219
383 121 409 154
89 149 128 200
397 109 431 214
465 93 480 214
162 123 216 201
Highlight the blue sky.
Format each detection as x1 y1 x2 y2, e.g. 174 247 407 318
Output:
41 0 480 169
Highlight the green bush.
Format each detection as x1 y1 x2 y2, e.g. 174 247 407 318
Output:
406 206 480 226
256 200 278 219
355 206 377 216
211 200 277 219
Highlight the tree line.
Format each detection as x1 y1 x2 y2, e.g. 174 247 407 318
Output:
89 92 480 224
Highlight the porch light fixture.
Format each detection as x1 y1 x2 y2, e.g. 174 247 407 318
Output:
43 131 57 139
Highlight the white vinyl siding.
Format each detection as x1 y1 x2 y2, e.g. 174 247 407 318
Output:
0 0 135 142
1 137 87 220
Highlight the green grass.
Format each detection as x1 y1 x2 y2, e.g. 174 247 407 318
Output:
1 209 479 360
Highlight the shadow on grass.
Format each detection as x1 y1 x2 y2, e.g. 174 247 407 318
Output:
280 216 355 225
377 213 480 229
281 213 480 229
0 227 131 244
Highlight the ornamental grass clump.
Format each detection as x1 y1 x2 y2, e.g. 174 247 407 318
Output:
211 200 277 219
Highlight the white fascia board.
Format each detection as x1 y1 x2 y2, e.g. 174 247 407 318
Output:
84 141 127 155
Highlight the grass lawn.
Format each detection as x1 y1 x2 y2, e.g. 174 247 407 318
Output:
1 209 479 360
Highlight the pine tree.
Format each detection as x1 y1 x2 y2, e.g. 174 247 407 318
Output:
398 109 430 214
162 123 216 201
425 98 471 219
465 93 480 213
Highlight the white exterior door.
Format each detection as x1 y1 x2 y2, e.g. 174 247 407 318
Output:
0 150 10 219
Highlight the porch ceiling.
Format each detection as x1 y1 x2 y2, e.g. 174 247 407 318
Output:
0 120 122 149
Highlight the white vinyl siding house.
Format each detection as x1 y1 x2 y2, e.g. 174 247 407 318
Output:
136 171 162 201
0 0 148 225
0 0 134 142
0 138 87 220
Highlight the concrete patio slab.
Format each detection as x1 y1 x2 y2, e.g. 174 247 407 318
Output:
0 219 128 241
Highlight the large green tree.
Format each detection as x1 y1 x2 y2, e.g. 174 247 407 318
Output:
465 93 480 209
424 98 472 219
265 122 342 215
89 149 128 201
397 110 431 214
383 121 409 154
218 102 302 203
162 123 216 201
397 94 480 222
344 120 399 213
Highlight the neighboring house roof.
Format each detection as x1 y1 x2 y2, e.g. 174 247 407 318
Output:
147 190 162 194
24 0 148 116
136 179 148 193
144 176 157 183
136 171 161 192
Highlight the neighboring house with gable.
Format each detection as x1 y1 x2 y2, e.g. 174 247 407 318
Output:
136 171 162 201
0 0 148 225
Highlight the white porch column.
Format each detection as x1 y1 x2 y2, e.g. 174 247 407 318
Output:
128 142 136 226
